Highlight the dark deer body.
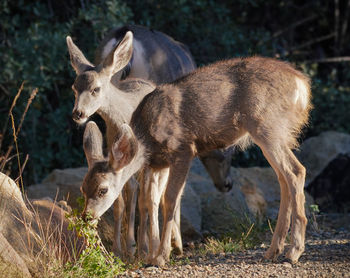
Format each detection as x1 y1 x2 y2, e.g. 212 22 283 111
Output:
95 25 196 84
81 56 311 266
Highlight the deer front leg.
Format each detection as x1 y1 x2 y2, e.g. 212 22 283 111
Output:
125 178 138 260
112 194 125 260
137 169 149 259
161 194 183 255
147 167 170 262
151 154 192 266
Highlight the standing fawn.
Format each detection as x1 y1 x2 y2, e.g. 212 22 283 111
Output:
80 56 312 266
68 25 226 260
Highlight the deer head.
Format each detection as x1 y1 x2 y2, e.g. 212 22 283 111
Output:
81 121 138 220
66 31 133 124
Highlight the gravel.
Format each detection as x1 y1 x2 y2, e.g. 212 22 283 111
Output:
121 215 350 278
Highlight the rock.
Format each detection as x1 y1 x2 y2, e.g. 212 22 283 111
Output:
0 172 32 259
297 131 350 186
201 183 251 236
26 167 88 209
306 153 350 212
189 158 252 236
0 172 84 275
232 166 314 219
180 181 202 241
232 167 275 218
30 198 85 262
0 232 31 278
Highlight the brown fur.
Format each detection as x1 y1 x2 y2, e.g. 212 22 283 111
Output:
127 56 312 265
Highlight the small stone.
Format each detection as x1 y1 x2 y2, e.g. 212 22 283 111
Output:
283 262 292 268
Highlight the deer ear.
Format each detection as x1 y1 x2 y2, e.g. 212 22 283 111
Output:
83 121 104 169
66 36 94 74
109 124 138 171
102 31 133 77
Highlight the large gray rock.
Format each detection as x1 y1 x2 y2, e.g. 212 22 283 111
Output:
26 167 88 209
297 131 350 186
0 172 84 276
0 233 31 278
0 172 33 261
181 176 202 240
306 152 350 212
189 158 251 236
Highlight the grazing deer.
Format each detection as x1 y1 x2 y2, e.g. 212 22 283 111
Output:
67 25 214 260
79 55 312 266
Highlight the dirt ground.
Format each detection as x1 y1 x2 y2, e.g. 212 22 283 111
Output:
122 214 350 278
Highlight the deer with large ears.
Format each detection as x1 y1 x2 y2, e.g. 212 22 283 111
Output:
67 30 154 260
80 56 312 266
67 26 202 260
81 122 139 222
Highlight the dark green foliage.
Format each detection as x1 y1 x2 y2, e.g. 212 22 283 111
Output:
1 0 350 183
0 0 133 183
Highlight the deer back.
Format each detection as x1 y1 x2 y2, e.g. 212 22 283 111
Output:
94 25 196 84
131 57 311 167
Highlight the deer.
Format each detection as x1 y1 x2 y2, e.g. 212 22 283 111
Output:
79 55 312 266
67 25 233 261
94 25 234 193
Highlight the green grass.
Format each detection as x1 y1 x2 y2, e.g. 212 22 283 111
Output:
59 205 125 278
198 218 276 256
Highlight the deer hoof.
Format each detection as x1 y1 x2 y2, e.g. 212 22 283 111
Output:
151 255 167 267
264 247 282 261
285 246 304 264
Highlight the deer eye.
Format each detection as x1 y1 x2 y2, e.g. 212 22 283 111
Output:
98 187 108 197
91 87 100 95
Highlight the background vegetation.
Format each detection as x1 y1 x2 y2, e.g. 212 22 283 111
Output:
1 0 350 184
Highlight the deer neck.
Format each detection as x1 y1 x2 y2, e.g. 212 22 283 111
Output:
98 82 150 126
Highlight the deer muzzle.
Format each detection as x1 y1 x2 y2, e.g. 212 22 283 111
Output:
72 109 86 123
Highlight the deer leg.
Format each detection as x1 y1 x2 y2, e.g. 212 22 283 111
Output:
125 178 138 260
152 154 192 266
283 150 307 263
147 168 169 262
112 194 125 260
256 140 306 263
138 168 150 259
159 168 183 255
171 204 183 255
258 145 292 260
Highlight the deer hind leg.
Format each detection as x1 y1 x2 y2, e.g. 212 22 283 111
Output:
255 139 307 263
112 193 126 260
146 167 169 262
124 178 138 260
283 150 307 263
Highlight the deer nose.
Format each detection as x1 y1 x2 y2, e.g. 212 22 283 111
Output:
72 109 84 121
